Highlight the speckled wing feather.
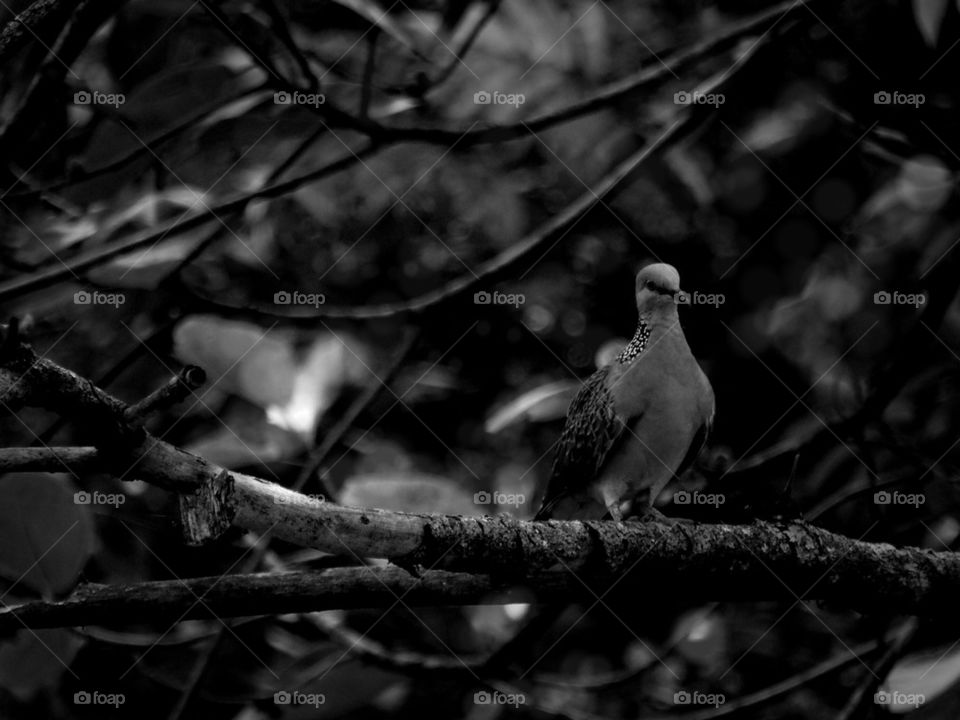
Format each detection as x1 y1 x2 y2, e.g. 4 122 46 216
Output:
535 366 628 520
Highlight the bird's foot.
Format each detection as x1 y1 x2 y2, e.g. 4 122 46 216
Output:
626 506 682 525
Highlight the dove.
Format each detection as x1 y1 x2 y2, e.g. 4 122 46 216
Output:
536 263 714 520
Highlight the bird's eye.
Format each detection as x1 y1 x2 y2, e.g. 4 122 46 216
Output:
645 280 656 291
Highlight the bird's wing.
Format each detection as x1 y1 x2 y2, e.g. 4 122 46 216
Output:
536 366 631 519
675 380 715 479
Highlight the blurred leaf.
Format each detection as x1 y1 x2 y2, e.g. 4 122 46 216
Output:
485 380 578 433
88 187 213 288
0 473 94 596
0 629 84 701
266 333 372 441
186 417 305 469
665 148 715 207
340 473 479 515
898 155 953 211
670 607 726 672
914 0 949 46
737 88 824 156
882 642 960 712
332 0 430 59
174 316 296 409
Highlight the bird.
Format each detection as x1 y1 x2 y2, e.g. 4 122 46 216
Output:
536 263 714 521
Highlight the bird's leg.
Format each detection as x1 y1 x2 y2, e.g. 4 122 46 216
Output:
627 505 676 524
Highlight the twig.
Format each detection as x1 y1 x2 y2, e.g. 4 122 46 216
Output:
167 327 417 719
124 366 206 422
258 0 317 91
0 141 379 303
718 232 960 488
0 0 73 64
5 83 268 199
196 109 703 322
423 0 501 91
0 0 129 161
359 28 379 119
0 446 98 472
835 619 918 720
294 325 419 493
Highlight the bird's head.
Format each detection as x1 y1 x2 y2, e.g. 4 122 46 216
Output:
635 263 681 316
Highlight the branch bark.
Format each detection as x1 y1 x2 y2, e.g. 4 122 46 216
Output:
2 343 960 620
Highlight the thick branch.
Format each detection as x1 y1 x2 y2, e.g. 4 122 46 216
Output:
2 346 960 617
2 515 960 634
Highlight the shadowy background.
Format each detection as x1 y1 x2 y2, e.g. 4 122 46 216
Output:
2 0 960 717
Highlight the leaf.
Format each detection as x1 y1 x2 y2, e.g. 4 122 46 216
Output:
485 380 578 433
87 186 213 288
340 473 479 515
897 155 953 211
0 629 84 701
265 332 372 440
186 420 305 469
0 473 95 596
331 0 429 60
914 0 949 46
173 316 297 410
881 642 960 712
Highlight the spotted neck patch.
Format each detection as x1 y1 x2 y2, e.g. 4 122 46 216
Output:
616 321 651 364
